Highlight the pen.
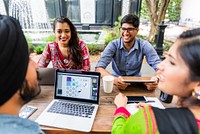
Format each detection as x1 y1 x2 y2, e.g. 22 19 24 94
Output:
127 100 156 104
145 100 155 103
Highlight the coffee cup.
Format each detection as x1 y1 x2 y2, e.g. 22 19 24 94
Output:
103 76 114 93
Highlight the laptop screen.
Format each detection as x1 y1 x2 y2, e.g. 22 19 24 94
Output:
55 69 100 104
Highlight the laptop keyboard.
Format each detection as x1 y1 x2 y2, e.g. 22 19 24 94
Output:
47 101 95 118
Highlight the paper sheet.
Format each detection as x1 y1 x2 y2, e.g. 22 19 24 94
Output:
126 97 165 115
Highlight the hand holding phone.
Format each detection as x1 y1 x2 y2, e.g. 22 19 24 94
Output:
127 96 148 103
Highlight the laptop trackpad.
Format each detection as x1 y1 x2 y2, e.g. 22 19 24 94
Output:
36 113 58 125
53 115 91 131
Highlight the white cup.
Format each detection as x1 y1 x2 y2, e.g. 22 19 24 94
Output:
103 76 114 93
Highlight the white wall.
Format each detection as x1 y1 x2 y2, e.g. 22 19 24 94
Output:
121 0 130 17
80 0 95 24
0 0 7 15
180 0 200 27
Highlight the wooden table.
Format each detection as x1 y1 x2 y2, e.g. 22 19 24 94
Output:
28 84 175 134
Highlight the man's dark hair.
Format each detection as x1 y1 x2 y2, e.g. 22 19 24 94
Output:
121 14 140 28
0 15 29 105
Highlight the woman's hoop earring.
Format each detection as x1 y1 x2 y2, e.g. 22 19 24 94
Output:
192 90 200 100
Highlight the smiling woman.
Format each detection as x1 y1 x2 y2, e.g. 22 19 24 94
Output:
37 16 90 71
112 28 200 134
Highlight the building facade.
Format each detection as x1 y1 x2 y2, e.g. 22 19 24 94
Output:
179 0 200 27
45 0 141 29
2 0 141 29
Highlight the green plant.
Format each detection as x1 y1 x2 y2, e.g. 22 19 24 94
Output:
25 35 34 53
113 16 122 35
103 16 122 47
141 0 181 22
33 45 46 54
136 34 147 40
45 35 55 43
163 39 173 51
87 44 101 55
94 33 100 40
167 0 182 22
163 44 171 51
104 33 114 46
49 18 55 22
140 0 149 20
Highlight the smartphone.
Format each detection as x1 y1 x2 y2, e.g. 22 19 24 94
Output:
127 96 148 103
19 105 37 118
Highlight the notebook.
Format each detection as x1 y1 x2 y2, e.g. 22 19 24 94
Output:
37 68 56 85
35 69 100 132
126 97 165 115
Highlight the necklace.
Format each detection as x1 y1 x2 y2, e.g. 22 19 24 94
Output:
63 59 69 64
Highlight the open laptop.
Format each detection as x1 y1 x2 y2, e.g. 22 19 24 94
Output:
35 69 100 132
37 68 56 85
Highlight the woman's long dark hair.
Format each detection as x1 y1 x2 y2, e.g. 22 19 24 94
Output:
53 16 83 68
176 28 200 107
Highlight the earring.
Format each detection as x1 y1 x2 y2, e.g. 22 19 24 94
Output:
192 89 200 100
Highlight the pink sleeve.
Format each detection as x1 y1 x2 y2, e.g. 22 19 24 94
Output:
79 41 90 71
37 44 51 68
114 107 131 119
196 119 200 130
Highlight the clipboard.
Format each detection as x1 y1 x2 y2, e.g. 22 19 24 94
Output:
121 76 155 83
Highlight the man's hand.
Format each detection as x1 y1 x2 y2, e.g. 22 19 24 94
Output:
114 76 131 90
144 76 159 90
